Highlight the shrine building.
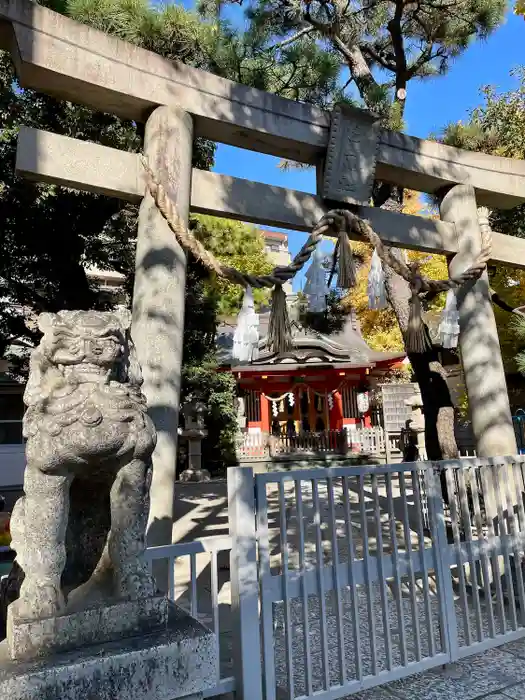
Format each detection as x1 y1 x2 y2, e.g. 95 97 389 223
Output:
217 297 405 439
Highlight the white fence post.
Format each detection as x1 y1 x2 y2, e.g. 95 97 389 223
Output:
424 463 459 657
228 466 263 700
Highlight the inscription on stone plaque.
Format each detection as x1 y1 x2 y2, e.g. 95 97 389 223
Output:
322 104 381 205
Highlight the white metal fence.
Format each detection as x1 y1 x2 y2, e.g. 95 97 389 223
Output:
251 462 451 700
145 456 525 700
144 535 235 698
231 457 525 700
349 426 401 458
236 432 270 462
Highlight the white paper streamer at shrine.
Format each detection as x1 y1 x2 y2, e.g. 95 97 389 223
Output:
438 288 460 348
367 248 387 310
304 246 329 313
232 286 259 362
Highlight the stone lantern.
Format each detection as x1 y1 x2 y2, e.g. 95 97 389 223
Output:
179 399 211 482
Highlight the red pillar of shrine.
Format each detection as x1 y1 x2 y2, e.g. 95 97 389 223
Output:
332 391 344 429
261 394 270 433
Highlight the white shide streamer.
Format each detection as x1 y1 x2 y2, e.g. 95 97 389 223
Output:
305 246 329 313
438 288 460 349
367 248 387 310
232 286 259 362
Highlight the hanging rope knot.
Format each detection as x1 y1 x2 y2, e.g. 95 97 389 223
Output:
408 262 424 292
268 285 292 354
317 209 357 290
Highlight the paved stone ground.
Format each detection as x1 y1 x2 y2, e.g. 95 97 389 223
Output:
350 642 525 700
351 648 525 700
173 572 525 700
271 585 525 700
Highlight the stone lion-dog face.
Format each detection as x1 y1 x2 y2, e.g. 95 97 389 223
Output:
25 309 141 401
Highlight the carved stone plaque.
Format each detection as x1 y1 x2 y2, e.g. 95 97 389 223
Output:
322 104 381 205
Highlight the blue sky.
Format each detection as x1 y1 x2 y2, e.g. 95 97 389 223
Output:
183 4 524 290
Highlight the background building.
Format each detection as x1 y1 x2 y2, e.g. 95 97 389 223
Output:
260 230 292 295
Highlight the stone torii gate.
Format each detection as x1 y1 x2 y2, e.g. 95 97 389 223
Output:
2 0 525 549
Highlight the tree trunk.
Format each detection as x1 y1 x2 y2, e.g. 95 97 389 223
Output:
375 188 459 462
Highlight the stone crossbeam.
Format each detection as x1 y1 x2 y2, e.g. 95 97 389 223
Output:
2 0 525 208
16 127 525 270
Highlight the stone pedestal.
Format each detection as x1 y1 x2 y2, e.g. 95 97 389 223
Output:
0 604 216 700
7 595 168 661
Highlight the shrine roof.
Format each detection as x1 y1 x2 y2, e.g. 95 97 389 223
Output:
217 309 405 370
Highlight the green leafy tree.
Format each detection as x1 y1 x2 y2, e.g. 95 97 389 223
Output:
441 68 525 240
191 215 274 315
514 316 525 376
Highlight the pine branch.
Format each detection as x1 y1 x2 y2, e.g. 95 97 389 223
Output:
360 44 396 72
331 36 379 105
302 2 380 110
269 26 314 50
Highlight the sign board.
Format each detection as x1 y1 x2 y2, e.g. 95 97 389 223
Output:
381 383 419 433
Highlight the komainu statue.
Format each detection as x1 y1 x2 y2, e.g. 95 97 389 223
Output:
9 309 157 625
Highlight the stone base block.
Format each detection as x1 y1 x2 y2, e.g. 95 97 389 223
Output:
7 594 168 661
0 603 216 700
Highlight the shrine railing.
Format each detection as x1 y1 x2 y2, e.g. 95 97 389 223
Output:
270 430 348 455
236 427 402 462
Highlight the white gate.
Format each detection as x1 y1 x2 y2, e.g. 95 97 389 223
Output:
226 456 525 700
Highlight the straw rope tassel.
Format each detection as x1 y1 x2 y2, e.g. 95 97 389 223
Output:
337 228 357 289
268 285 292 354
405 286 432 354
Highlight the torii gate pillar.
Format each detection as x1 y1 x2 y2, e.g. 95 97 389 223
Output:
440 184 517 457
132 106 193 588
